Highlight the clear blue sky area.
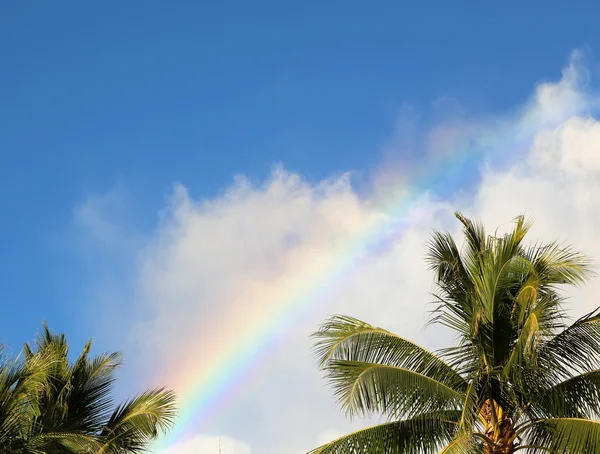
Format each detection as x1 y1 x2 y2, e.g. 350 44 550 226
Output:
1 1 598 351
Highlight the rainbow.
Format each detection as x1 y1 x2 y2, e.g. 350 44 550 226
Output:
154 80 595 452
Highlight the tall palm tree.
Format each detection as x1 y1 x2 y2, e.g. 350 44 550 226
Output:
310 213 600 453
0 325 177 453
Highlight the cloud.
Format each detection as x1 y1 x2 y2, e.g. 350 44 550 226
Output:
69 183 145 348
372 51 596 204
472 115 600 316
78 51 600 453
132 171 451 453
73 181 139 254
518 50 592 132
161 434 251 454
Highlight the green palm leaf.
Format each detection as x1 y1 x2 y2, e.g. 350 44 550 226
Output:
309 411 462 454
533 370 600 419
438 434 484 454
526 418 600 453
540 310 600 377
314 315 465 391
325 360 464 419
98 387 177 453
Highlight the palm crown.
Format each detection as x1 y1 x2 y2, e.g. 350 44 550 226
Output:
310 213 599 453
0 324 176 453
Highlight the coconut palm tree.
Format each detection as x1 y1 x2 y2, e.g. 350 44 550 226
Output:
310 213 600 453
0 324 177 453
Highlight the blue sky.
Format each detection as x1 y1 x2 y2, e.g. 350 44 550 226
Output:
2 2 600 452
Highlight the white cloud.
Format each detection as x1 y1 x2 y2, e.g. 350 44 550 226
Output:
78 51 600 453
130 170 452 453
161 434 251 454
472 115 600 318
518 50 592 133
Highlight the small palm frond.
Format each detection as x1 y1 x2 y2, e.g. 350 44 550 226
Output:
502 292 564 390
426 230 476 343
524 241 595 286
426 229 473 303
454 212 487 272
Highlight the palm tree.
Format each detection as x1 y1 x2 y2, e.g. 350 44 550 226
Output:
310 212 600 453
0 324 177 453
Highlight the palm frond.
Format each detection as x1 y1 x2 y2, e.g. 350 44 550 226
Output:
98 387 177 453
454 212 487 270
438 434 484 454
313 315 465 390
308 411 462 454
324 360 464 419
525 417 600 453
539 309 600 378
26 431 101 454
524 241 595 286
531 370 600 419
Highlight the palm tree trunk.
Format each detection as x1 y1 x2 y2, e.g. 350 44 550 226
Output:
481 400 515 454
